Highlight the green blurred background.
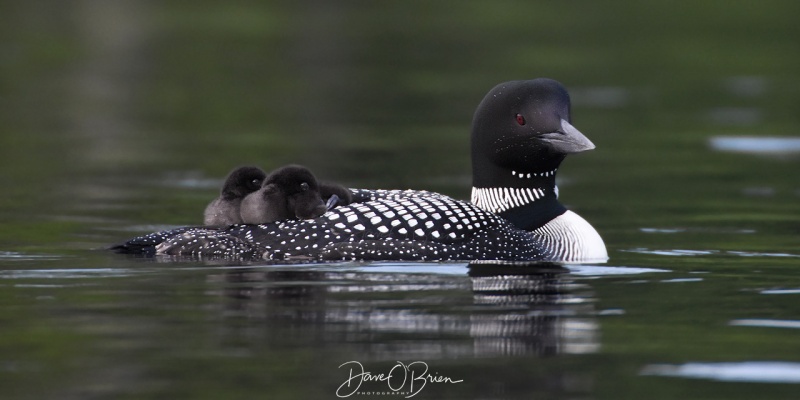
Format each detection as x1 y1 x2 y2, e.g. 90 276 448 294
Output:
2 1 798 250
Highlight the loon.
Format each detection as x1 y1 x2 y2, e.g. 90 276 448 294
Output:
240 165 328 224
111 78 608 263
319 182 353 209
203 166 266 226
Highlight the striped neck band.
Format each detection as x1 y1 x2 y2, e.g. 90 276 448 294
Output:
471 186 552 214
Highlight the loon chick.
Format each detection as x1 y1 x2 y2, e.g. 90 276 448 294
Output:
320 182 353 209
111 78 607 263
203 166 266 226
240 165 328 224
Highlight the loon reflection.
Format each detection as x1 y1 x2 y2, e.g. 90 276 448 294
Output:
207 262 599 359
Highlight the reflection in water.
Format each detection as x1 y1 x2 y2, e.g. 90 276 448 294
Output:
206 263 599 361
468 264 598 356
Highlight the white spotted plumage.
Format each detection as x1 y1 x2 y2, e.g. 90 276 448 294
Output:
137 188 558 262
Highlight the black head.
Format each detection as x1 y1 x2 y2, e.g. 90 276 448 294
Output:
263 165 328 220
220 166 267 199
471 78 595 187
319 182 353 209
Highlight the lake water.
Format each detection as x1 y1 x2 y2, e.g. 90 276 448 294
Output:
2 2 799 399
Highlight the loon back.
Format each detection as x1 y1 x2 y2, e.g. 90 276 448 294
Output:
114 190 554 261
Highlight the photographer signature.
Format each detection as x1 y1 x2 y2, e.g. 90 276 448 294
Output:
336 360 463 398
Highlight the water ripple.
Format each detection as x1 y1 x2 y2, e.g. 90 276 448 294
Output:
709 136 800 155
0 251 65 261
0 268 139 279
727 251 800 258
730 319 800 329
761 288 800 295
566 265 669 276
337 263 469 275
624 248 716 257
641 362 800 383
624 248 800 258
639 227 756 234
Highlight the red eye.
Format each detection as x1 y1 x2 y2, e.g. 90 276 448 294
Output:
515 114 526 125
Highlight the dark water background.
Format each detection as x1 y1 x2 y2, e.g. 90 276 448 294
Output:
2 1 800 399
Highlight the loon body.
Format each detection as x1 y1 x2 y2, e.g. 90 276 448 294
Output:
240 165 328 224
113 78 608 263
203 166 266 226
119 189 555 262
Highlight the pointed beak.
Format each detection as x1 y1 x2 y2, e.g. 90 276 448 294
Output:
540 119 596 154
325 194 340 211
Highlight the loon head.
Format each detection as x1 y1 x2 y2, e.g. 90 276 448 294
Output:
240 165 328 224
471 78 594 188
319 182 353 210
220 166 267 200
470 79 597 230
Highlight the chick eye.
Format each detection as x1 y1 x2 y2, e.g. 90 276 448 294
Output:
300 182 309 191
252 179 261 186
515 114 526 126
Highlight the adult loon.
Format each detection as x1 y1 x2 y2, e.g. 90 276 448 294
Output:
240 165 329 224
111 78 608 263
203 166 266 226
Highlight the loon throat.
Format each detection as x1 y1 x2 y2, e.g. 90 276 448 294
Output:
471 186 551 214
470 168 558 214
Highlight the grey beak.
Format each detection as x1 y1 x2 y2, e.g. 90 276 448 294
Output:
541 119 596 154
325 194 340 211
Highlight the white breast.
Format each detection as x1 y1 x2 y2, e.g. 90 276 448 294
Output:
532 210 608 263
